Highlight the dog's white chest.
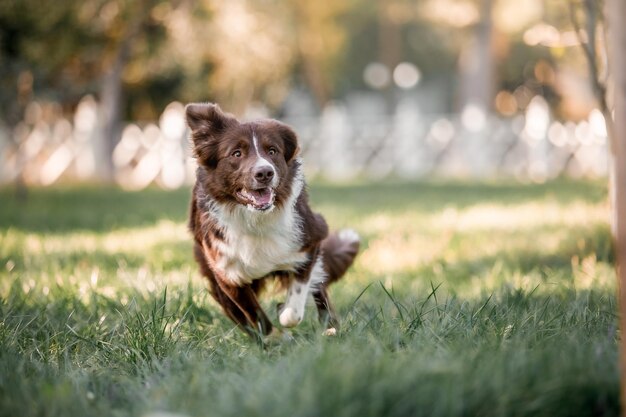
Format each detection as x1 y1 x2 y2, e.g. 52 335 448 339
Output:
214 206 308 285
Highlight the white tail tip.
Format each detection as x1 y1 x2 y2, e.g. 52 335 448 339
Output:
338 228 360 244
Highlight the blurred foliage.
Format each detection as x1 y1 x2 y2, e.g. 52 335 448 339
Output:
0 0 600 123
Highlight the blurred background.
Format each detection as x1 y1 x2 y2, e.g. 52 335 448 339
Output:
0 0 609 190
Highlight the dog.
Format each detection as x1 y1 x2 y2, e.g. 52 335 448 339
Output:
185 103 360 337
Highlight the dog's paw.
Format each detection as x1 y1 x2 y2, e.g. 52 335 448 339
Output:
322 327 337 336
279 307 302 327
263 327 294 345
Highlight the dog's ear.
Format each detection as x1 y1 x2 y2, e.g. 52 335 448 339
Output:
185 102 236 132
273 121 299 163
185 103 237 168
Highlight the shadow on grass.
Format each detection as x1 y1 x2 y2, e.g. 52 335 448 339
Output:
0 186 191 233
310 178 607 216
1 240 195 277
0 179 607 233
1 249 149 276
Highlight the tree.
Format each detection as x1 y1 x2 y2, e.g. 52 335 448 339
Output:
570 0 626 411
92 0 161 181
0 0 95 195
604 0 626 413
287 0 352 109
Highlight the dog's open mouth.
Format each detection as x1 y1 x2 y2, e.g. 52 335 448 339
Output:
236 188 275 211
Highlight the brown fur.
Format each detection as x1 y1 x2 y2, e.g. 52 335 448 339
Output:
186 103 359 337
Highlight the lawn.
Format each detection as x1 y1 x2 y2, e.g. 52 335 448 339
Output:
0 180 618 417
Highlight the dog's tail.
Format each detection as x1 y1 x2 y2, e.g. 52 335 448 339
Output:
321 229 360 286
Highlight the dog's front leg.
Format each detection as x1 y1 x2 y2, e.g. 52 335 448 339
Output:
279 273 309 327
279 245 324 328
212 276 273 336
198 241 273 336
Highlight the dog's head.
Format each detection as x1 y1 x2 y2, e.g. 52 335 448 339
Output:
185 103 299 212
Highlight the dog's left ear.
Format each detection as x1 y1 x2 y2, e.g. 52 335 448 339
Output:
274 122 300 163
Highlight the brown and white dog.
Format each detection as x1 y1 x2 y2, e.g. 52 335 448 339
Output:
186 103 360 337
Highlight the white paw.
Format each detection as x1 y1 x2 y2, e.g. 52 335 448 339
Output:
322 327 337 336
339 228 360 243
279 307 302 327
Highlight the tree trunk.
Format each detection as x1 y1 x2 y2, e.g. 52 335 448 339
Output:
458 0 494 112
98 52 126 182
299 52 330 110
606 0 626 414
378 0 402 114
14 70 33 200
97 1 149 182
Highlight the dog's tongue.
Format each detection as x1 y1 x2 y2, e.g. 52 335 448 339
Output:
250 188 272 207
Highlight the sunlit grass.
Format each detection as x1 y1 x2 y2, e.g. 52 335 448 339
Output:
0 179 618 417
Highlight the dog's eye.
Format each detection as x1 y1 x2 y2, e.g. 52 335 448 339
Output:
268 147 278 156
232 150 242 158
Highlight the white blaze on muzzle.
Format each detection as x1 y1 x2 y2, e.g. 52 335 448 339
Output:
252 133 278 187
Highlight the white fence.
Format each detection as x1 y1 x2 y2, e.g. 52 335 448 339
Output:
0 95 609 189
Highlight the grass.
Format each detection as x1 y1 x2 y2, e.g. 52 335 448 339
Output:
0 179 618 417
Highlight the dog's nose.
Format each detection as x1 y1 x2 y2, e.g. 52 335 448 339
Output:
254 166 274 183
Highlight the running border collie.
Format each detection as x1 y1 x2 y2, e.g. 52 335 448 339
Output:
186 103 359 337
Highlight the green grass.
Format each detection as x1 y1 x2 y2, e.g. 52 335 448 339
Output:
0 179 618 417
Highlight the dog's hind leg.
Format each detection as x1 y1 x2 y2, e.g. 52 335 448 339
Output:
309 229 360 334
312 286 338 331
